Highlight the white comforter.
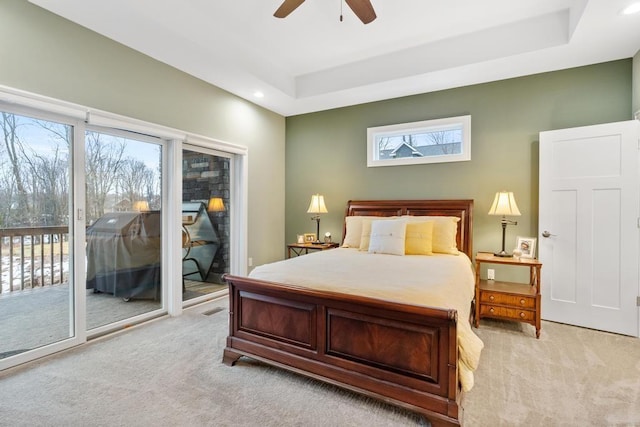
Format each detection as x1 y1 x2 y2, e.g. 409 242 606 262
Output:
249 247 484 392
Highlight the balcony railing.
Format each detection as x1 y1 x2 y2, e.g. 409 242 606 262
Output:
0 226 69 294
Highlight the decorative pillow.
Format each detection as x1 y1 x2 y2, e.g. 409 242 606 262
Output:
343 216 387 248
355 217 398 250
358 219 374 251
368 219 407 256
405 221 434 255
403 216 460 255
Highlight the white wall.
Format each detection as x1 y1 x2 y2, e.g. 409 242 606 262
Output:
634 49 640 118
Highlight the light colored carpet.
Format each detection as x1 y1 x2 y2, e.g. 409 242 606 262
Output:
0 297 638 426
468 318 640 426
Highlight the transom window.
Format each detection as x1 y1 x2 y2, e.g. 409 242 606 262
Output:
367 115 471 167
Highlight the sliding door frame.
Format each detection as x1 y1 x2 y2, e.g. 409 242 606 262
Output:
0 102 86 370
171 142 247 313
0 84 249 368
84 125 169 338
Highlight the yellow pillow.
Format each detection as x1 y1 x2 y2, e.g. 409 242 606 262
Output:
358 219 374 251
405 221 434 255
431 218 459 254
402 216 460 254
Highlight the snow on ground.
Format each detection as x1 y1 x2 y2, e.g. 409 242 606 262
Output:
0 253 69 294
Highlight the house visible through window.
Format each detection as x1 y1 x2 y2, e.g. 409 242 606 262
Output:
367 115 471 167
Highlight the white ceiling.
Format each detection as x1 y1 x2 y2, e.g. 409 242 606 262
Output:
29 0 640 117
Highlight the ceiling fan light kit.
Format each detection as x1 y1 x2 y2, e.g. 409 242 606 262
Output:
274 0 377 24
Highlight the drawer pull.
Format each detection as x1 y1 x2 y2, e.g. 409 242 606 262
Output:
520 299 526 305
489 295 495 301
489 307 495 313
519 312 525 318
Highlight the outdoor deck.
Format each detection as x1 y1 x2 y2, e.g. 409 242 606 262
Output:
0 279 225 359
0 226 226 360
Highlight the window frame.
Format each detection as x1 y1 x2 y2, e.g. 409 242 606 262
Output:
367 115 471 167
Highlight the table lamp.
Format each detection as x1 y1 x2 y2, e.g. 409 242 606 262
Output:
307 194 328 244
207 197 225 212
133 200 149 212
488 191 521 257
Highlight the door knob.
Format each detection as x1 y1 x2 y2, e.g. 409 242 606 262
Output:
542 230 556 238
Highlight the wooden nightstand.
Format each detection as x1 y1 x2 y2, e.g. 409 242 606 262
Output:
287 242 339 258
474 252 542 338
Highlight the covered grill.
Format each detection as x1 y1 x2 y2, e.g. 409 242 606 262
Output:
86 211 161 300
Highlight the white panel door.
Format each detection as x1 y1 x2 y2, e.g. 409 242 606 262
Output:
539 120 640 337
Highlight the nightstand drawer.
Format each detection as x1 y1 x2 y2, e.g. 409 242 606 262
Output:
480 292 535 308
479 304 535 321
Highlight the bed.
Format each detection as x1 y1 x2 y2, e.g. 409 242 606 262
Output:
222 199 481 427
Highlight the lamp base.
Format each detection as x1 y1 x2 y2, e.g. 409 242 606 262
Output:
493 250 512 258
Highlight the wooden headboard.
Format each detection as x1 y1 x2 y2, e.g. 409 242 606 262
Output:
344 199 474 258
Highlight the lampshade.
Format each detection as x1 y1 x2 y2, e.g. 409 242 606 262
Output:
488 191 521 216
207 197 225 212
132 200 149 212
307 194 328 214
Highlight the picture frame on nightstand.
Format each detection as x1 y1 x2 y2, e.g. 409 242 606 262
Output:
516 236 537 259
304 233 316 243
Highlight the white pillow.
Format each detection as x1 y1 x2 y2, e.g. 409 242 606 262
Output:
358 217 401 250
368 219 407 256
343 215 398 248
402 216 460 255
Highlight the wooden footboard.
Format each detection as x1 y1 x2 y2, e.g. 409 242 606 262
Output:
222 274 463 427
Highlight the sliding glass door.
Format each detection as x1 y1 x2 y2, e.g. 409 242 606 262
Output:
181 146 231 302
0 109 76 361
1 88 247 371
85 129 164 329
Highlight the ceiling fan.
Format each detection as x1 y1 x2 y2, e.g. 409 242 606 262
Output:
274 0 377 24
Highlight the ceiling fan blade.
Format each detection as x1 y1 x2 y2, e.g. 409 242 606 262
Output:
345 0 377 24
274 0 306 18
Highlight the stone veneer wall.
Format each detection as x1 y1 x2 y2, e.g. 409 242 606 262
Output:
182 152 230 279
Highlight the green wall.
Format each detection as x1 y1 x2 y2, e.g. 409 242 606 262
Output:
285 60 632 266
0 0 286 268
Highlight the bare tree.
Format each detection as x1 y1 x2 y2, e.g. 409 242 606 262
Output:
1 112 30 222
85 132 126 222
17 120 73 226
427 131 457 154
0 157 16 227
378 136 394 151
118 158 155 208
0 115 160 228
23 145 69 225
142 167 159 209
